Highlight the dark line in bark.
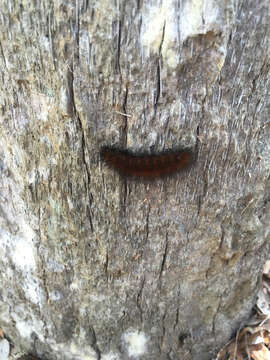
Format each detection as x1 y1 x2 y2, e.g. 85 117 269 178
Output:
116 19 122 76
104 251 109 280
136 276 145 323
89 326 101 360
145 205 150 244
159 233 169 280
69 64 94 232
119 84 129 219
154 22 166 108
155 61 161 107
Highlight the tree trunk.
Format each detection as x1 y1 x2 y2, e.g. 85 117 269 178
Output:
0 1 269 360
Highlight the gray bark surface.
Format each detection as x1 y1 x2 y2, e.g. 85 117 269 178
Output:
0 1 269 360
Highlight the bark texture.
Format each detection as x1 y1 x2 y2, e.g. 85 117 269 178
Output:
0 1 269 360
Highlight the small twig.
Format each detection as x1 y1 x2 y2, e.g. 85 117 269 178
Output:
114 110 132 117
233 329 240 360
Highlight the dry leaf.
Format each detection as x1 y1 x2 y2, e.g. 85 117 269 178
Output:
251 344 270 360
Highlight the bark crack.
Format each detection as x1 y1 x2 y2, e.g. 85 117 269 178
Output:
144 204 150 244
89 326 101 360
116 19 122 76
154 61 161 107
69 64 94 232
154 22 166 108
212 297 222 338
173 307 179 331
159 233 169 281
119 84 129 218
104 251 109 281
136 276 145 323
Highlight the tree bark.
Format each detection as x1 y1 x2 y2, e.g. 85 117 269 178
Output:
0 1 269 360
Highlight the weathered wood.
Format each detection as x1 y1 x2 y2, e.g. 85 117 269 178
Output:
0 1 269 359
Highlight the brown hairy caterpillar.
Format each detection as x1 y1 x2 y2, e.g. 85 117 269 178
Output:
100 146 195 180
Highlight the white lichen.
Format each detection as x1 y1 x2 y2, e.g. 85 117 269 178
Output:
122 329 149 358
